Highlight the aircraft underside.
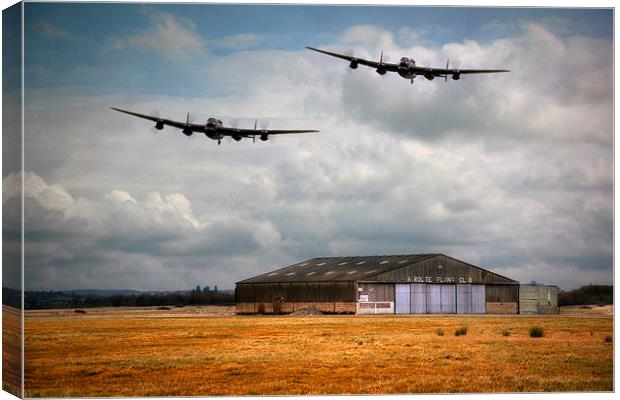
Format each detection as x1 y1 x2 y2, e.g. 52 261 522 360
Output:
397 70 416 80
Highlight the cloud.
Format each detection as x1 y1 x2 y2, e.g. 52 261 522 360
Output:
111 8 206 61
213 33 277 50
5 172 283 290
32 21 73 40
20 20 612 291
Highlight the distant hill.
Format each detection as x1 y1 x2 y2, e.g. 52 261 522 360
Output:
24 288 234 309
558 285 613 306
63 289 143 297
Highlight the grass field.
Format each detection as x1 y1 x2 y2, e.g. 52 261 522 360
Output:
24 306 613 396
3 306 22 397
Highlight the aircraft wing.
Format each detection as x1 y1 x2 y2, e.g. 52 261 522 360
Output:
306 46 399 72
413 66 510 77
219 126 319 137
110 107 205 132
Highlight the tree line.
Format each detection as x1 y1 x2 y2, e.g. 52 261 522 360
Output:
20 287 234 309
557 284 612 306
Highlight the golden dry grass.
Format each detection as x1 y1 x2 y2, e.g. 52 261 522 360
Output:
3 305 22 397
24 306 612 397
559 304 613 316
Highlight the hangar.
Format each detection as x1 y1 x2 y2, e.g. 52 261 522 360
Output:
235 253 559 315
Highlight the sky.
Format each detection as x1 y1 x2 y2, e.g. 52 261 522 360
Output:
2 3 613 291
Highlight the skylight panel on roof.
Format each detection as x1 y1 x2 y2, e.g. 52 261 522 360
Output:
324 271 334 275
347 270 358 274
299 263 309 266
285 272 295 276
398 260 409 264
364 270 377 275
380 260 390 264
267 272 278 276
317 262 326 266
307 271 317 276
338 262 349 265
356 261 366 265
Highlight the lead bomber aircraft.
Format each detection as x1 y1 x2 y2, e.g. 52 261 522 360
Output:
111 107 319 145
306 46 509 84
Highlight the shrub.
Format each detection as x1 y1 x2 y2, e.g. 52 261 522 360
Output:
73 309 86 314
501 330 511 337
436 329 444 336
454 326 468 336
529 326 544 338
605 335 612 343
257 303 265 314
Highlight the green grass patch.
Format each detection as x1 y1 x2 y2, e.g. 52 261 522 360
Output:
529 326 544 338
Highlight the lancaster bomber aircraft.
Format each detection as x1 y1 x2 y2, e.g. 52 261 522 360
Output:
306 46 509 84
111 107 318 145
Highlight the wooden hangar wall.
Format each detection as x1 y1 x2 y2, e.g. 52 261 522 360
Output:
235 254 528 315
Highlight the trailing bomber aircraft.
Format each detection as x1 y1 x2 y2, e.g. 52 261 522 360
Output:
111 107 318 145
306 46 509 84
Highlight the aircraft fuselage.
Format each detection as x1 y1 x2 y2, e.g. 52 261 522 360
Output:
205 117 224 140
397 57 417 79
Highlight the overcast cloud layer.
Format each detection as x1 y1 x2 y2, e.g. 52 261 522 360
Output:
6 6 612 291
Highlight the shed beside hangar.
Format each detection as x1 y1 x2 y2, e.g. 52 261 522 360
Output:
235 254 537 315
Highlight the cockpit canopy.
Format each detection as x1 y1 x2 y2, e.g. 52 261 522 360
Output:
399 57 415 67
206 117 223 129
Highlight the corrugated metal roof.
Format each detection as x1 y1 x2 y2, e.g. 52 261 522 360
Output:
237 254 439 284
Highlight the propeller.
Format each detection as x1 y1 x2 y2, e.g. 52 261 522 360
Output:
376 50 387 75
445 59 450 83
252 118 257 143
148 110 164 135
182 112 193 136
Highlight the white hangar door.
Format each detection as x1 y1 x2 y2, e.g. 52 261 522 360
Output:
410 284 427 314
440 285 456 313
472 284 486 313
427 284 442 314
456 284 472 314
456 284 486 314
395 284 411 314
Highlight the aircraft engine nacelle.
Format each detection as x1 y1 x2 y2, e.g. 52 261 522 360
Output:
376 66 387 75
155 120 164 130
452 72 461 80
232 135 242 142
260 133 269 141
349 60 358 69
182 128 192 136
424 73 435 81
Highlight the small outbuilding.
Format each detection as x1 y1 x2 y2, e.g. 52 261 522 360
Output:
236 253 556 315
519 284 560 315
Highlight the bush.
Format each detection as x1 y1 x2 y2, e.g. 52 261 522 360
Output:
558 285 612 306
454 326 468 336
73 309 86 314
605 335 612 343
529 326 544 338
257 303 265 314
501 330 511 337
436 329 444 336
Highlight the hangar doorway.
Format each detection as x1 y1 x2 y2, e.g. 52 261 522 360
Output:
393 283 486 314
